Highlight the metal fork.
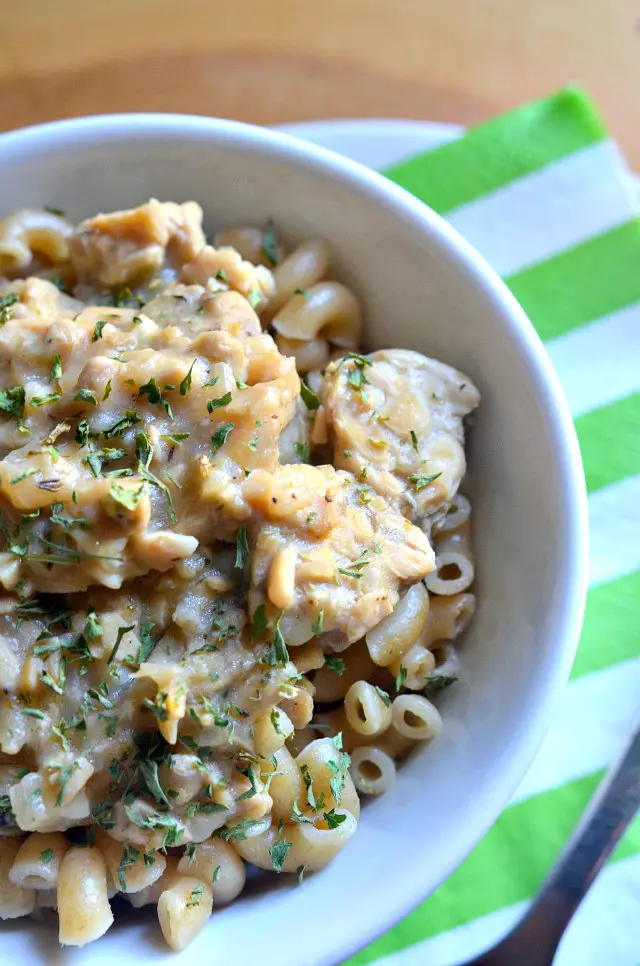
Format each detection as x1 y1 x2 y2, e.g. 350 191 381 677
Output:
460 721 640 966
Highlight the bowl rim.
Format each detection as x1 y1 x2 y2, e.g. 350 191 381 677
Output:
0 112 589 962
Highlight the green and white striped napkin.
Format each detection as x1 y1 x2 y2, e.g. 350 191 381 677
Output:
346 87 640 966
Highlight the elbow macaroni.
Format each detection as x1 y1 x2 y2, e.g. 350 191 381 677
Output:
0 200 478 951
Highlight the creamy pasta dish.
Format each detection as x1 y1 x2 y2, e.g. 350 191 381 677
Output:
0 200 479 950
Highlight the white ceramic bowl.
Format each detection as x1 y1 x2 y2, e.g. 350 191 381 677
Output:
0 115 588 966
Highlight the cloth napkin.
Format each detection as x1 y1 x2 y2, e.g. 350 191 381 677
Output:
345 87 640 966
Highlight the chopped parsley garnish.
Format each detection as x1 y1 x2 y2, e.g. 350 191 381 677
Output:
0 293 19 325
111 284 144 307
395 665 408 692
425 674 458 694
138 758 170 805
107 624 135 664
186 884 204 908
311 611 324 635
103 379 112 401
215 269 229 283
408 472 442 491
50 355 63 381
137 622 157 664
327 733 350 805
324 655 345 676
44 206 65 216
84 610 103 642
22 708 45 719
54 760 80 807
323 809 347 829
409 429 419 452
207 391 232 413
30 391 61 408
103 409 140 437
138 377 173 418
50 504 91 530
161 432 189 445
262 615 289 667
234 524 249 569
293 441 309 462
212 421 234 452
75 418 91 446
248 290 261 308
11 467 37 485
180 360 196 396
269 838 292 873
92 320 107 341
250 604 268 641
73 388 98 406
40 848 55 863
51 274 68 293
374 686 391 707
216 818 263 843
109 480 146 511
0 385 25 421
117 843 140 890
261 218 279 266
300 380 320 410
297 864 307 885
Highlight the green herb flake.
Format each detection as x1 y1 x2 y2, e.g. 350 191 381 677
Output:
11 466 37 485
138 377 173 418
207 391 232 413
109 480 146 511
250 604 268 642
324 655 345 676
117 843 141 890
269 838 292 873
92 320 107 342
180 360 196 396
262 615 289 667
261 218 279 266
374 686 391 707
102 379 112 401
408 472 442 491
73 388 98 406
0 293 19 325
30 391 61 409
212 421 234 452
138 758 169 805
323 809 347 829
216 818 263 843
395 665 408 692
161 432 189 445
0 385 26 421
311 611 324 635
215 269 229 283
297 864 307 885
103 409 140 437
50 355 63 381
248 290 261 308
293 441 309 462
22 708 46 720
300 381 320 411
234 524 249 569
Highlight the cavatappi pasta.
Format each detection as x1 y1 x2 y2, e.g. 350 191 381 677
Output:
0 199 479 949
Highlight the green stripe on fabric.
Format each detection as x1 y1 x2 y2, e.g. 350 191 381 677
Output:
576 394 640 492
505 220 640 342
571 570 640 679
347 775 640 965
383 87 606 215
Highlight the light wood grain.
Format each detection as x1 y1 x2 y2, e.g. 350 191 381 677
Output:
3 0 640 165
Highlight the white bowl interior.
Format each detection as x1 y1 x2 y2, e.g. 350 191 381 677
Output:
0 116 587 966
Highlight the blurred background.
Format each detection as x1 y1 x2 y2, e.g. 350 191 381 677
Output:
2 0 639 165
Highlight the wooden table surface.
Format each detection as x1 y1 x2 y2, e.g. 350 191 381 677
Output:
3 0 640 166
